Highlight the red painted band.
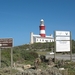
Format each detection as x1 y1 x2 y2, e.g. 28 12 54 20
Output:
40 34 45 37
39 26 45 30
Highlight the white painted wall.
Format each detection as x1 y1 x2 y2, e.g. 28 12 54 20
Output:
30 32 54 44
35 37 54 43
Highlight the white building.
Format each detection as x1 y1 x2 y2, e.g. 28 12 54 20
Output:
30 19 54 44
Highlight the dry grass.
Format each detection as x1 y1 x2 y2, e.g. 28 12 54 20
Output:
36 51 47 55
0 67 18 75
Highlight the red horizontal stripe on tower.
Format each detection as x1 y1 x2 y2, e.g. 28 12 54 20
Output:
40 34 45 37
39 26 45 30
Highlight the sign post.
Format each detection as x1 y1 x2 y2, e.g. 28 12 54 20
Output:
11 47 13 75
0 44 2 68
0 38 13 75
54 31 56 63
70 31 72 61
0 47 1 68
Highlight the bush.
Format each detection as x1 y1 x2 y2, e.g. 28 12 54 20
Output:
21 50 38 61
72 48 75 53
29 51 38 58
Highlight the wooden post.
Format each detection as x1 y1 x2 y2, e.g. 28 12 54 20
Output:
11 47 13 75
0 48 1 68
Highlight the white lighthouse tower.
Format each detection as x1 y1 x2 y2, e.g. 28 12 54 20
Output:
39 19 46 37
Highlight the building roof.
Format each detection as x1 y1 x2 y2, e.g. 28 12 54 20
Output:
33 34 54 39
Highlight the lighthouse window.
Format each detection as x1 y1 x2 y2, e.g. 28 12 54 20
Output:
50 40 52 42
40 39 41 41
42 39 44 41
45 40 48 42
37 39 38 41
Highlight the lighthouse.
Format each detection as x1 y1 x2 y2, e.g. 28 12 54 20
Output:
39 19 46 37
30 19 54 44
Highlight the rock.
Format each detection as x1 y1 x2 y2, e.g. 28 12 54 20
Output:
22 64 31 69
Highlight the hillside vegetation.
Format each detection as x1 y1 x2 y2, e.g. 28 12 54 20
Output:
1 40 75 67
0 40 75 75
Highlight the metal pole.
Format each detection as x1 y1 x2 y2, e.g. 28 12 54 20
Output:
0 48 1 68
70 31 72 61
11 47 13 75
54 31 56 63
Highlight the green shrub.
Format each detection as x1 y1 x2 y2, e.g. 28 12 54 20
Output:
21 50 38 60
29 51 38 58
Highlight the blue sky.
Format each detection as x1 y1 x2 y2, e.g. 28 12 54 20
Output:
0 0 75 46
